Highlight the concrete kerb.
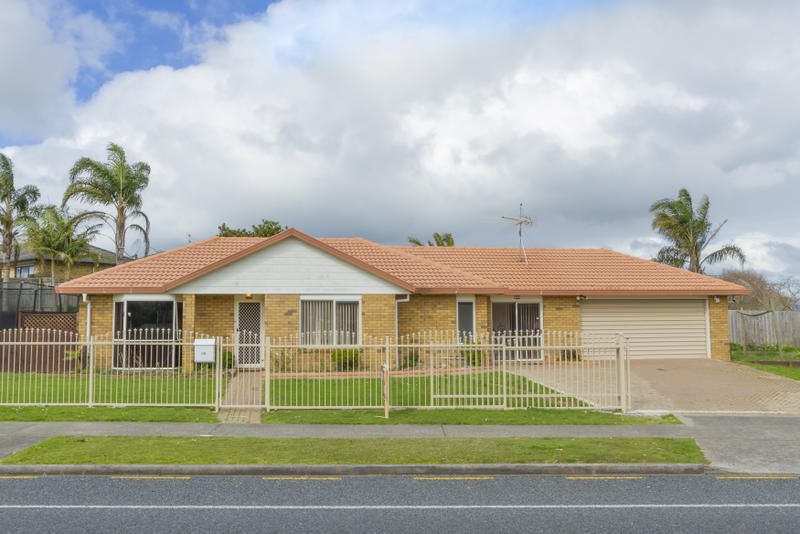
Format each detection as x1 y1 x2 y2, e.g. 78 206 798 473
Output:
0 463 707 476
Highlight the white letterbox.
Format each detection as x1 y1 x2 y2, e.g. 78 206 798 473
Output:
194 338 216 364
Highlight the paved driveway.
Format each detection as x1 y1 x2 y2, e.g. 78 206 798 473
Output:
631 359 800 413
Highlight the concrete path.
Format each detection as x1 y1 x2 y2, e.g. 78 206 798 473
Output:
1 415 799 473
631 359 800 413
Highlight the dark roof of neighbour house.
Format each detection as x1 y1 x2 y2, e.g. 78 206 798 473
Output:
56 228 749 296
18 244 120 265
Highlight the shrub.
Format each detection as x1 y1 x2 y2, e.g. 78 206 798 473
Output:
400 349 420 369
460 342 484 366
331 348 361 371
729 342 743 352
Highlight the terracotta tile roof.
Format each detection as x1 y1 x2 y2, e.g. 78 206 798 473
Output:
393 247 747 296
57 228 748 296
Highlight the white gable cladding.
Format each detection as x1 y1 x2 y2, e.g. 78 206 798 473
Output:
171 237 406 295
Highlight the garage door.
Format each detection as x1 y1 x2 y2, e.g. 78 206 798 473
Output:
580 299 708 359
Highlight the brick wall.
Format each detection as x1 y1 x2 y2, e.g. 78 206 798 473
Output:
77 295 114 368
542 296 581 331
194 295 234 337
361 295 396 341
708 297 730 361
265 294 299 340
397 295 455 336
475 295 491 336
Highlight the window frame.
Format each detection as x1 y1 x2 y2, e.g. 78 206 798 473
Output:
15 265 35 279
111 295 179 370
299 295 362 346
455 295 476 340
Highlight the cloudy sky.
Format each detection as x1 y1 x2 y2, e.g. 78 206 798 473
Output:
1 0 798 277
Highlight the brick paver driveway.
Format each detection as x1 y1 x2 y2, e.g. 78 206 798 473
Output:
631 359 800 413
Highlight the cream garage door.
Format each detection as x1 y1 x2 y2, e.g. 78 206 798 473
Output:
580 299 708 359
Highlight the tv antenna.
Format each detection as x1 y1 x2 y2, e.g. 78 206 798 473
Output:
501 203 534 263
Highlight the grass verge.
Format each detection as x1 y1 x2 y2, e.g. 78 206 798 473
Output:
261 409 680 425
0 406 218 423
1 436 705 465
747 364 800 381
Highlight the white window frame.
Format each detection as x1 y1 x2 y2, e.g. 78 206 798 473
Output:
111 294 179 370
299 295 362 346
455 295 477 339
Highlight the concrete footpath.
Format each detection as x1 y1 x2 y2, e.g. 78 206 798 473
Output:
0 415 798 474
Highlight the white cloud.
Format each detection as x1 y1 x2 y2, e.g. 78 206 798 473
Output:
2 0 800 277
0 0 117 140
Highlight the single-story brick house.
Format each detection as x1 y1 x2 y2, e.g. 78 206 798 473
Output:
56 228 747 368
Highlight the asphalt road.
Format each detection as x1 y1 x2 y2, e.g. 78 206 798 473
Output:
1 474 799 533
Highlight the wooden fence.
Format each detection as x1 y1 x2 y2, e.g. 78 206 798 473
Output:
729 310 800 347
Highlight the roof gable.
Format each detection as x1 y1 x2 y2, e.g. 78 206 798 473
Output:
171 237 407 295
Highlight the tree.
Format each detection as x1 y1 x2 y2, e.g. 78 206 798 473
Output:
649 188 745 273
62 143 151 264
23 206 100 281
217 219 285 237
721 269 800 358
0 153 41 311
408 232 455 247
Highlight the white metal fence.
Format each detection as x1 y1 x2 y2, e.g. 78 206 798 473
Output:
0 329 630 412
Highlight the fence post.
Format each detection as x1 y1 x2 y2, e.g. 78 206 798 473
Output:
384 336 391 418
264 336 271 413
214 337 222 412
616 332 627 413
429 340 435 408
87 336 95 407
501 335 508 409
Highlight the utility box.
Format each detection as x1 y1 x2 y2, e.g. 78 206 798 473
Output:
194 338 216 364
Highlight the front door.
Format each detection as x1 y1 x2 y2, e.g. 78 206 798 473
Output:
235 300 263 368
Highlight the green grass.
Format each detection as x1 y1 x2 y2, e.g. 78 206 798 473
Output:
0 406 218 423
262 409 680 425
1 436 706 465
0 372 217 405
747 364 800 381
732 346 800 362
268 372 582 408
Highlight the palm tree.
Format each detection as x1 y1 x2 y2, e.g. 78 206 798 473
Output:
23 207 100 281
62 142 151 264
408 232 455 247
0 153 41 311
650 188 745 273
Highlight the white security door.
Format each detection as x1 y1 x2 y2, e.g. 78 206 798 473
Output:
580 299 708 359
235 301 263 368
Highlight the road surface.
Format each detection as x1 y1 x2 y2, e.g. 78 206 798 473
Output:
1 474 799 532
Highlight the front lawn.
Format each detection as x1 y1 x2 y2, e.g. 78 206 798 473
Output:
0 406 218 423
731 345 800 362
747 364 800 381
262 409 680 425
1 436 705 465
268 372 582 408
0 372 217 406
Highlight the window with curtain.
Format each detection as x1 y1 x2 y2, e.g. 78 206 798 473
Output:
300 299 359 345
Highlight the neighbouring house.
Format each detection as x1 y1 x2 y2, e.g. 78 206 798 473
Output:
56 228 747 370
14 244 119 282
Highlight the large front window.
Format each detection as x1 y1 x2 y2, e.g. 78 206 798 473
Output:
300 299 359 345
113 297 179 368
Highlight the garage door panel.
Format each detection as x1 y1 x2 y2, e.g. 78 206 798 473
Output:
580 299 708 359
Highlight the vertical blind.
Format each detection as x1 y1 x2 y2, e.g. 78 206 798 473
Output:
300 300 359 345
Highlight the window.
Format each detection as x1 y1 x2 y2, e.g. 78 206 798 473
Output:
300 299 359 345
15 265 35 279
457 299 475 339
112 297 178 369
